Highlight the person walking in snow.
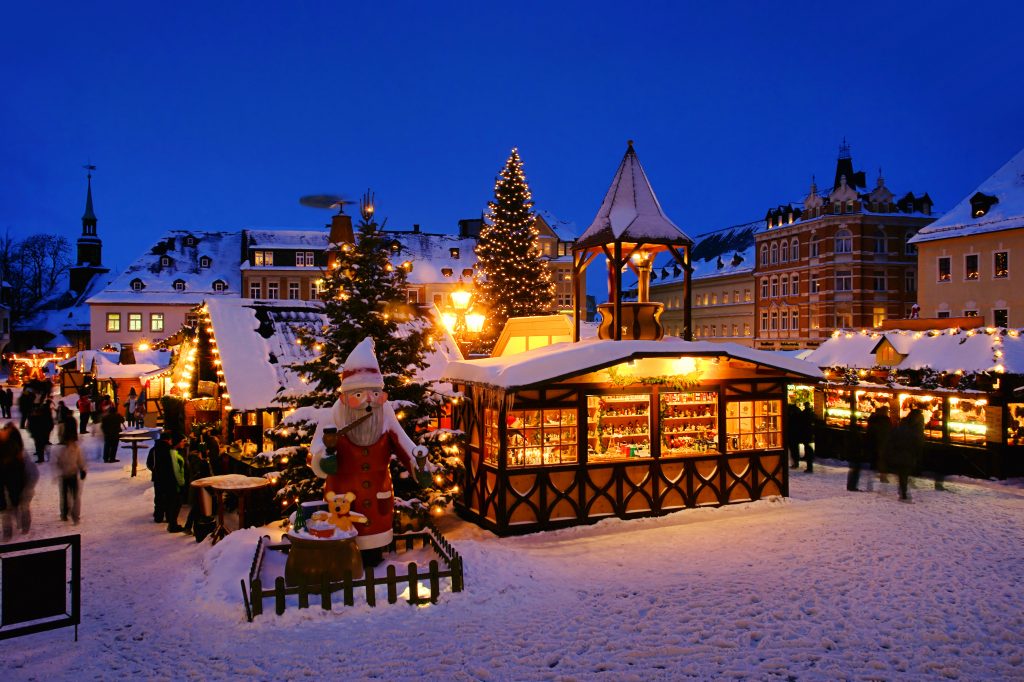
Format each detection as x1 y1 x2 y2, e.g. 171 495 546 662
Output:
852 405 891 492
76 392 92 434
0 388 10 419
55 428 87 523
125 387 138 428
18 388 34 429
799 402 816 473
786 402 803 469
27 401 55 463
100 405 124 463
0 423 28 540
886 406 925 502
13 427 39 533
152 432 186 532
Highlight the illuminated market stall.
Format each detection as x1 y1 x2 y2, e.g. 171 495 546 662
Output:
444 338 819 534
805 327 1024 478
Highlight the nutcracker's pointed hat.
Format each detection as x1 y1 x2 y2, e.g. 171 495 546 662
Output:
341 337 384 392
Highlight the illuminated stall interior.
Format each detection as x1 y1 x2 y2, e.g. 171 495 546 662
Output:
445 338 819 535
806 327 1024 478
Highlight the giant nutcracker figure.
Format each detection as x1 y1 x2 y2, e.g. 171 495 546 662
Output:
309 337 424 565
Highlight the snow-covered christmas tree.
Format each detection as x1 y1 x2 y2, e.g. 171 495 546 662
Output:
272 193 463 521
474 148 555 349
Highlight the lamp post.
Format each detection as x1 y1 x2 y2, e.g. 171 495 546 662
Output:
442 279 486 355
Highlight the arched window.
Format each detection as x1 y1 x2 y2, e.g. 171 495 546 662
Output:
810 234 820 258
790 273 799 296
770 276 779 298
770 242 779 264
835 229 852 254
760 278 769 299
780 241 789 262
780 275 789 297
791 238 799 260
760 244 768 266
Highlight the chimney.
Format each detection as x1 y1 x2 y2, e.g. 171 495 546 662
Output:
329 212 354 244
413 224 420 233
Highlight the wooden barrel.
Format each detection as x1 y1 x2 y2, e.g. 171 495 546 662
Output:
284 533 363 587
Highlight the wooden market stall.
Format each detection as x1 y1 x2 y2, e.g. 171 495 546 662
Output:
444 338 820 535
805 328 1024 479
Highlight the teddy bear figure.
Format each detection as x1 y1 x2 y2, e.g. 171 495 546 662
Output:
325 490 368 534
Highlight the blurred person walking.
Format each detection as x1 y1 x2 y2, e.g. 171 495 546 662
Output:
55 428 87 523
0 423 29 540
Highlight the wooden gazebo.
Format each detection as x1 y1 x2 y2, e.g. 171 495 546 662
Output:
572 141 694 342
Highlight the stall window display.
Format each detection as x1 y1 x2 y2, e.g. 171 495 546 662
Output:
824 389 853 427
1007 404 1024 446
899 394 943 442
947 397 987 446
787 384 814 407
485 407 578 467
854 391 892 429
726 400 781 452
660 391 719 456
588 394 651 461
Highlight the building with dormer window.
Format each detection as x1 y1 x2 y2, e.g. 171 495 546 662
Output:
910 146 1024 326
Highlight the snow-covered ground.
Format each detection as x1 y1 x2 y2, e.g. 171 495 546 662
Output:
3 420 1023 680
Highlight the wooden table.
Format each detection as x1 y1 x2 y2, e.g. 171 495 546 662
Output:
191 475 272 544
119 430 156 477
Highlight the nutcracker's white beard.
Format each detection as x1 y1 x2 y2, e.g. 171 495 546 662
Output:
337 401 385 447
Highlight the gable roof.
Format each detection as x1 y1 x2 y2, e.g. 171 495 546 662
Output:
909 146 1024 244
577 142 692 249
88 230 243 305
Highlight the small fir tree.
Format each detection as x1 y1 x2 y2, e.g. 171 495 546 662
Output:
474 148 555 349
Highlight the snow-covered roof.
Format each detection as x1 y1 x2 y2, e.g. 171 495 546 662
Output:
205 298 462 411
577 143 692 248
206 298 322 412
19 269 109 336
443 336 820 390
909 146 1024 244
805 328 1024 374
386 232 479 285
87 230 242 305
646 220 758 288
245 229 329 249
536 210 579 241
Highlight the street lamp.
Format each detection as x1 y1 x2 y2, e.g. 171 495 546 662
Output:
442 279 486 354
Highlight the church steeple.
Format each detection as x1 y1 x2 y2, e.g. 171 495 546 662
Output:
82 164 97 236
70 164 108 295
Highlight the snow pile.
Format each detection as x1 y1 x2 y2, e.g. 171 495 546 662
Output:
3 394 1021 679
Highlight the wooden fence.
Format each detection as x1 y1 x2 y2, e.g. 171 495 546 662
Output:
244 522 464 620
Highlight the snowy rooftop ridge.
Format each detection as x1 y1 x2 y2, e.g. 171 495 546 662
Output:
577 142 692 248
443 336 820 390
909 146 1024 244
245 229 329 248
88 230 243 305
805 327 1024 374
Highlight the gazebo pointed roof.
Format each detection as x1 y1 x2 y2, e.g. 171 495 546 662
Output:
576 141 692 249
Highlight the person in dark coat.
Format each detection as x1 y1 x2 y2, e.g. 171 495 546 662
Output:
786 403 803 469
182 440 213 535
18 388 34 429
0 423 27 541
852 405 891 491
147 431 173 523
27 402 55 464
100 406 124 463
799 402 816 473
887 407 925 502
0 388 10 419
150 432 185 531
76 393 92 434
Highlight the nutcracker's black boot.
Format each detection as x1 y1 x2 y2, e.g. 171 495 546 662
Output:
361 548 384 567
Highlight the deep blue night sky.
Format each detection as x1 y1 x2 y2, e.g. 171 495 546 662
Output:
3 1 1024 284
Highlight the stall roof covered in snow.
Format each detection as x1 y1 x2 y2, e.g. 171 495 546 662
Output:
443 337 820 390
805 328 1024 374
88 230 243 304
577 142 693 249
205 298 463 411
909 146 1024 244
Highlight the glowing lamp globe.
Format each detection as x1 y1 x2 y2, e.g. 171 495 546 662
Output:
465 311 486 333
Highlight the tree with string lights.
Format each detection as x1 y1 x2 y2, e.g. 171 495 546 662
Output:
271 193 463 522
474 148 555 349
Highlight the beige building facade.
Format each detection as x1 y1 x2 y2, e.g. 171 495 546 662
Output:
911 147 1024 327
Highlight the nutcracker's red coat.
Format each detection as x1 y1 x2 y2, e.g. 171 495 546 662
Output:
323 430 416 549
